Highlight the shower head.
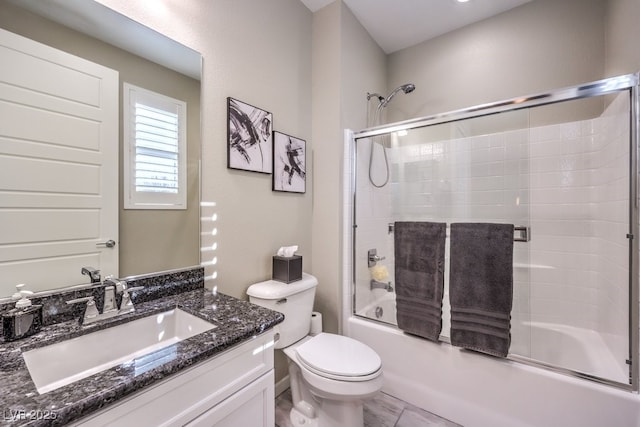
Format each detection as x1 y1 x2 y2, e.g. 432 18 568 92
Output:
381 83 416 108
401 83 416 94
367 83 416 128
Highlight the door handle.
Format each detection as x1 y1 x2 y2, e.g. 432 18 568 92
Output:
96 239 116 248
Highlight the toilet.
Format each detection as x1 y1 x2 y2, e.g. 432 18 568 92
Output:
247 273 383 427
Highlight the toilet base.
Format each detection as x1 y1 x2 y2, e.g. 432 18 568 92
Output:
318 399 364 427
289 397 364 427
290 406 319 427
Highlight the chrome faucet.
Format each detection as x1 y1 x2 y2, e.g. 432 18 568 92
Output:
81 266 101 284
104 275 127 296
370 279 394 292
103 275 144 313
66 277 143 325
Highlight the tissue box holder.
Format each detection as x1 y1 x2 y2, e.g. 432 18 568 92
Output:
273 255 302 283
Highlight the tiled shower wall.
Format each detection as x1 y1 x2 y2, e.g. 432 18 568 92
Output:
345 92 631 367
527 93 629 366
591 94 629 359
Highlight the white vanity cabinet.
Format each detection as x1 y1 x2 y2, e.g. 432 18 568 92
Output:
71 330 275 427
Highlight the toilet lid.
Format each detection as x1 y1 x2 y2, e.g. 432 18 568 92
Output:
295 333 381 381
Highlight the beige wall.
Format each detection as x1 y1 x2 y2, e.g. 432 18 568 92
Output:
0 1 201 280
310 1 387 335
98 0 314 301
381 0 640 123
340 3 387 129
386 0 607 122
97 0 313 385
310 2 343 335
605 0 640 77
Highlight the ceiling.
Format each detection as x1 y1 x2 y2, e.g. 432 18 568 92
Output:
300 0 532 54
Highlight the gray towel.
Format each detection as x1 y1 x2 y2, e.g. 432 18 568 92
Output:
394 221 446 342
449 223 514 357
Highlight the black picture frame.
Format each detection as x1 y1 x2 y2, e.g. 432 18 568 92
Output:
227 97 273 173
272 131 306 193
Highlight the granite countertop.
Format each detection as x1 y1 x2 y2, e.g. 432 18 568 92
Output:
0 288 284 426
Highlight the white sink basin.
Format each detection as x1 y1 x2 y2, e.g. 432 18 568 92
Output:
23 309 216 394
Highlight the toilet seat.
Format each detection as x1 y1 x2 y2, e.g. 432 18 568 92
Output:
295 333 382 382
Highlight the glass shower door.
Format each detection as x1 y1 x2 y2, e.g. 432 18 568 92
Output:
510 93 632 384
352 85 634 387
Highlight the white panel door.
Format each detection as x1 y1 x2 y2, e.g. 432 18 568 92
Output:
0 28 118 294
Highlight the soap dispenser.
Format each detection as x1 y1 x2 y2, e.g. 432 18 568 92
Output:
2 284 43 342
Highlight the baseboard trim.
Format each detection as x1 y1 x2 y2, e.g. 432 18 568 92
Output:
275 375 290 397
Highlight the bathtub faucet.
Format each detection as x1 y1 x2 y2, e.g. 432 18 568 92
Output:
370 279 394 292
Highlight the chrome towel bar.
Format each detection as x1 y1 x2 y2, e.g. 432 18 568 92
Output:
387 223 530 242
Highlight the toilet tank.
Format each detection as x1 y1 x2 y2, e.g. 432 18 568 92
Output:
247 273 318 348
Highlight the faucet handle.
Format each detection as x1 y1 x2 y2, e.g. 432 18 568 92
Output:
119 286 144 314
66 296 99 323
367 249 386 267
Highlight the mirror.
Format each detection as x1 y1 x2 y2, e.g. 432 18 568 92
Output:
0 0 201 298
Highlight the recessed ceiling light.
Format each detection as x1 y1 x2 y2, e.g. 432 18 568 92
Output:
457 0 470 3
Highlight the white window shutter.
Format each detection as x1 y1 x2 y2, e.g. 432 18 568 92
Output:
123 83 187 209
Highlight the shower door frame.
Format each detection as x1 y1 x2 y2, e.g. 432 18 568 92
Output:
350 72 640 392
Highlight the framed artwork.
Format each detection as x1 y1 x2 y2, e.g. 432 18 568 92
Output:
273 131 306 193
227 97 273 173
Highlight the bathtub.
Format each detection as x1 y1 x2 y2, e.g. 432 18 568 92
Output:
523 321 628 384
358 291 452 341
359 294 628 384
350 300 640 426
359 291 397 322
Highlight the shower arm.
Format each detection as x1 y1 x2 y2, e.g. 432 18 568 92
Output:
367 92 385 103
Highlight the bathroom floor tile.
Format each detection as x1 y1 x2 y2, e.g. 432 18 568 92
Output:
275 389 294 427
275 389 462 427
396 404 462 427
363 392 406 427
